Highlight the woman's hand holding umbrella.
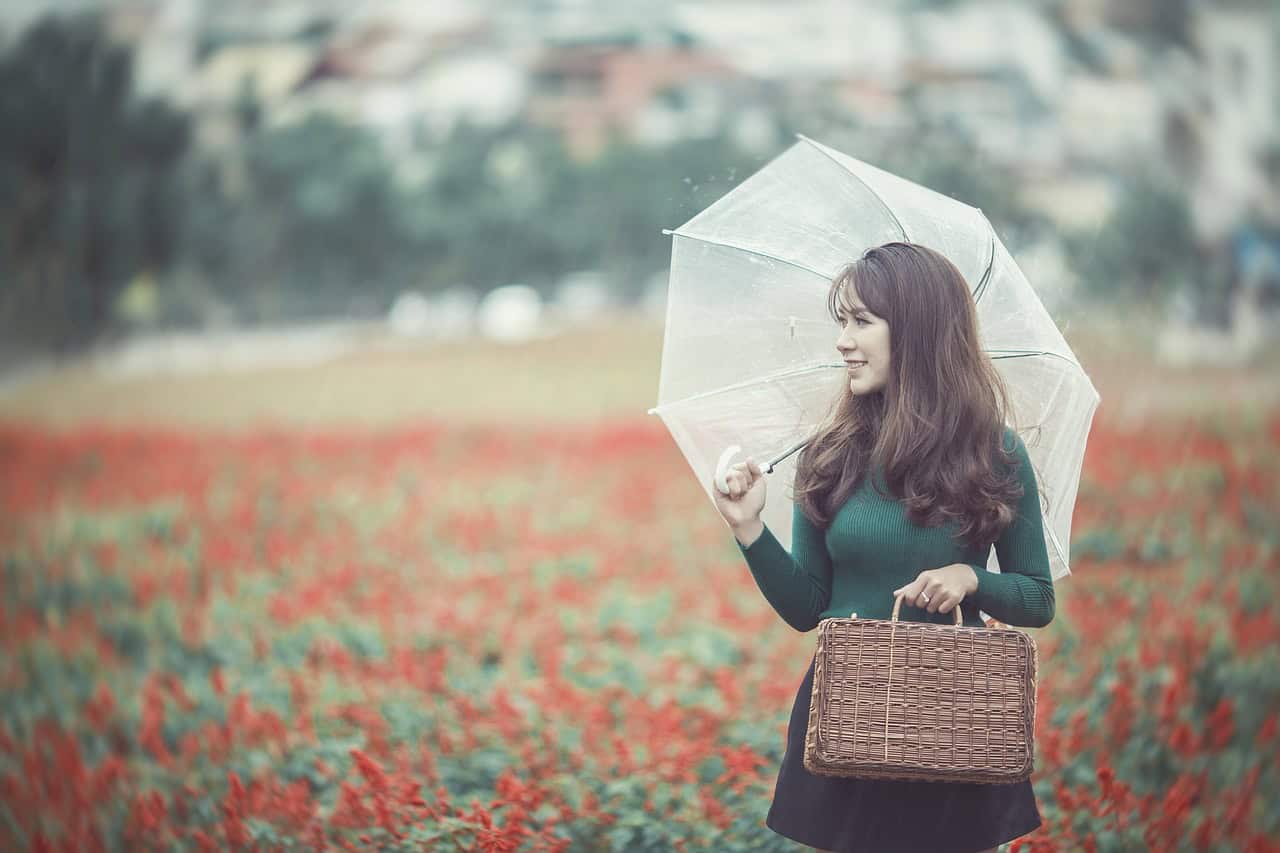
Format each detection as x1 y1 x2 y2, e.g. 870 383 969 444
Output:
712 458 768 542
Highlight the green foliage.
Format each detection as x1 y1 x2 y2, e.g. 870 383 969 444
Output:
1 11 1222 355
1068 526 1128 561
183 115 762 320
395 119 760 300
1064 170 1203 307
0 12 190 351
559 131 761 299
880 140 1044 244
396 121 572 296
189 113 414 319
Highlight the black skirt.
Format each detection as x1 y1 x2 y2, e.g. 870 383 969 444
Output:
765 651 1043 853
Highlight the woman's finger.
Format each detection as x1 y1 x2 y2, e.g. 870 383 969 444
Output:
920 584 938 610
907 579 925 601
911 573 931 607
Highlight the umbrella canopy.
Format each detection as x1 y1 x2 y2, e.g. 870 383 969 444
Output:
647 134 1099 582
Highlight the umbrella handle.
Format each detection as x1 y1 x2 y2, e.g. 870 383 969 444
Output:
714 444 743 495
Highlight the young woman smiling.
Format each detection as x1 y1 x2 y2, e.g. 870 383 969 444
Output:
713 241 1055 853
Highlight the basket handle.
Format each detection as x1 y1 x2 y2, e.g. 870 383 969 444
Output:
891 590 962 626
879 592 961 761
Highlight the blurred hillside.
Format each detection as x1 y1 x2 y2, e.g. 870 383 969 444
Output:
0 0 1277 366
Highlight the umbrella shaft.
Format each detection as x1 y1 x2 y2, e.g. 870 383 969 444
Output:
767 437 810 473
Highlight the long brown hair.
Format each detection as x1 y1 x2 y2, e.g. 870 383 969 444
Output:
792 241 1039 550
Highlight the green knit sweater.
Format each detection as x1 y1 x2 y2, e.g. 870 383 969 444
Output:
735 427 1056 632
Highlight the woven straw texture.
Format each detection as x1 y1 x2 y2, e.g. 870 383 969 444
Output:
803 597 1038 784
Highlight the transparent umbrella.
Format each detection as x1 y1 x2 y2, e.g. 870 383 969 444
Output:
646 134 1100 582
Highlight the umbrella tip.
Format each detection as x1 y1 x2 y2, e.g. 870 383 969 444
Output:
661 228 675 236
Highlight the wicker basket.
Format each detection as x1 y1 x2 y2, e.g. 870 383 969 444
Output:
802 593 1038 784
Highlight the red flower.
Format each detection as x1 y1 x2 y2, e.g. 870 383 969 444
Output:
1168 721 1198 757
714 743 769 794
1203 698 1234 750
210 666 226 696
1256 712 1278 747
221 772 249 847
83 683 116 733
1193 817 1219 850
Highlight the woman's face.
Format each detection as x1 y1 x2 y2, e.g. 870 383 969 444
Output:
835 290 890 395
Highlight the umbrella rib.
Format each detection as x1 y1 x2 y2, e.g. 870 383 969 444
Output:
986 348 1086 372
651 350 1089 417
987 348 1080 577
796 134 909 240
661 230 833 281
797 134 1001 304
648 362 843 415
1044 523 1069 576
989 523 1070 582
971 236 996 306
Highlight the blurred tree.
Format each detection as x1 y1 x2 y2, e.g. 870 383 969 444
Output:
396 117 1034 302
1262 137 1280 191
0 13 190 352
1104 0 1194 51
186 113 413 321
398 119 759 300
879 140 1044 247
1063 170 1203 310
554 127 760 299
397 120 568 296
233 75 264 136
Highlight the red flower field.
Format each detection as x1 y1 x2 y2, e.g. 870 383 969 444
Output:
1 406 1278 851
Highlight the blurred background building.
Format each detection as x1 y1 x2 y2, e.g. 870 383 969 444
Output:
0 0 1277 374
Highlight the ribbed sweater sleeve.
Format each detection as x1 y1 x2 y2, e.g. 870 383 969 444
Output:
967 432 1057 628
734 500 833 633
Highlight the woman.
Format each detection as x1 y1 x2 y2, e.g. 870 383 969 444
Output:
712 242 1055 853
